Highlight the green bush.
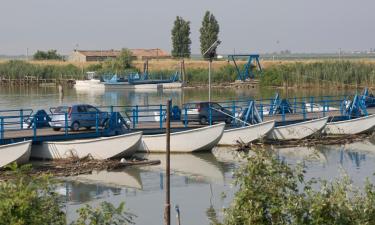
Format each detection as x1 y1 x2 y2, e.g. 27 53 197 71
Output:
72 202 135 225
211 148 375 225
0 164 65 225
33 50 63 60
0 164 134 225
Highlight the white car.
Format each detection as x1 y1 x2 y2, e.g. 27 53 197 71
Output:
305 103 338 113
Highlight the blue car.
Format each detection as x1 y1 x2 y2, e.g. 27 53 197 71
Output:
49 104 108 131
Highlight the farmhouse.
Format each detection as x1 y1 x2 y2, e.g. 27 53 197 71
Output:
69 48 170 62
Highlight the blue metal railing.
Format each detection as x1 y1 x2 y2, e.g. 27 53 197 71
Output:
0 94 363 143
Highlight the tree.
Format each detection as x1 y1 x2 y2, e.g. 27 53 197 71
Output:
33 50 63 60
199 11 220 58
171 16 191 58
116 48 134 71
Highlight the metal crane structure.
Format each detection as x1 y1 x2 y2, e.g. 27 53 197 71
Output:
227 54 262 81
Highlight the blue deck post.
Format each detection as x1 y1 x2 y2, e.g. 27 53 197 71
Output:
132 109 136 129
20 109 23 129
294 97 297 113
184 107 187 128
110 105 113 114
270 99 273 113
33 115 37 141
232 101 235 120
302 102 306 120
282 105 285 123
310 96 314 112
323 100 326 117
159 104 163 129
64 112 68 136
95 112 99 134
135 105 139 124
0 117 4 141
209 103 212 126
340 97 344 115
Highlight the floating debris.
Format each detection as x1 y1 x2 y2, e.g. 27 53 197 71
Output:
0 155 160 180
253 133 374 148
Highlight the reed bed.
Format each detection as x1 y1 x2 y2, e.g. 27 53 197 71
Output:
1 59 375 87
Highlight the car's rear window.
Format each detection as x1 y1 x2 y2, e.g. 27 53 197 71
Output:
183 103 199 109
54 106 71 113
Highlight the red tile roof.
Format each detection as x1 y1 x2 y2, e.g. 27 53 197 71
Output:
76 50 120 57
76 49 170 57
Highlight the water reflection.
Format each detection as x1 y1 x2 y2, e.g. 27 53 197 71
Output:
56 140 375 225
60 152 233 202
60 152 235 225
273 139 375 185
139 152 226 184
67 167 143 190
0 85 356 112
276 146 328 163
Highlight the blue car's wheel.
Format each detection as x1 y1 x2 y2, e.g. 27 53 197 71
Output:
199 116 207 125
71 121 80 131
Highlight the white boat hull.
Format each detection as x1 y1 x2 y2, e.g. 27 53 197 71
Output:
134 82 182 89
323 114 375 135
104 82 182 89
267 117 328 140
31 132 142 160
138 123 225 153
74 80 105 89
0 140 32 168
218 120 275 146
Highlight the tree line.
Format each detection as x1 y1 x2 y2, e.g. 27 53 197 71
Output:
33 50 63 60
171 11 220 58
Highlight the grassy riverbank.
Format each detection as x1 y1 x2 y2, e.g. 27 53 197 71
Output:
0 60 82 80
1 59 375 87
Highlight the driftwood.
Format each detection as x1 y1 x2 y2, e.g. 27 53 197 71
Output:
0 155 160 180
251 133 374 149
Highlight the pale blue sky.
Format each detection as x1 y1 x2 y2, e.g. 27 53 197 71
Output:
0 0 374 55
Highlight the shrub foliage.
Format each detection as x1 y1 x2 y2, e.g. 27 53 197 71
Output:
212 148 375 225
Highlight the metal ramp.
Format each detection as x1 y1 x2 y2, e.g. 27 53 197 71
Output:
227 54 262 81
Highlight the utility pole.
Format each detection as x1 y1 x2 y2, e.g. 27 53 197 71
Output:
203 40 221 101
203 40 221 125
164 99 171 225
208 58 211 103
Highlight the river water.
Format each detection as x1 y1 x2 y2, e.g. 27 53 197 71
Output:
0 85 374 225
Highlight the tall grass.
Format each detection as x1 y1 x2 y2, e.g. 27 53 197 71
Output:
260 60 375 87
1 60 375 88
0 60 82 79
